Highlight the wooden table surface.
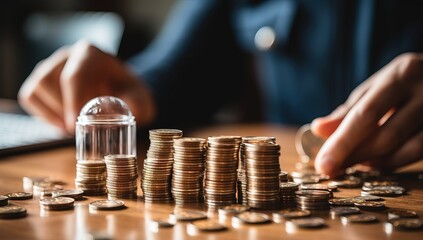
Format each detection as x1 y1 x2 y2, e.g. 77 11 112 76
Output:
0 123 422 240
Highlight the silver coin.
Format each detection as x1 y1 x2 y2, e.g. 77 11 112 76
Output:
330 207 361 216
354 201 386 210
233 212 271 224
169 209 208 222
5 192 33 200
289 217 326 228
388 209 418 220
295 124 325 162
0 195 8 206
0 204 27 219
341 214 378 224
89 200 125 210
150 219 175 228
388 218 423 231
272 209 311 220
188 219 227 232
218 204 250 215
39 197 74 210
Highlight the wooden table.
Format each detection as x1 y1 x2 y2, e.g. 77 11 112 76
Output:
0 123 422 240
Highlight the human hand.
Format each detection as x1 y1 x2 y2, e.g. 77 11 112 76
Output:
311 53 423 177
18 40 156 134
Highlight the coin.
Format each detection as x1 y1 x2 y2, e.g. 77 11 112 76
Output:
328 198 356 207
388 209 418 220
272 209 311 221
387 218 423 231
341 214 378 224
40 197 74 210
0 195 8 206
330 207 361 217
150 219 175 228
354 201 386 211
288 217 326 228
353 195 384 201
232 212 271 224
188 219 227 232
0 204 27 219
218 204 250 216
89 200 125 210
52 189 84 200
169 209 208 222
5 192 33 200
295 124 325 163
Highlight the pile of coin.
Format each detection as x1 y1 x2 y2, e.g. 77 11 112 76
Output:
75 160 107 196
295 189 330 210
279 182 299 208
244 142 281 210
204 136 241 207
142 129 183 203
238 136 276 205
105 154 138 199
171 137 206 205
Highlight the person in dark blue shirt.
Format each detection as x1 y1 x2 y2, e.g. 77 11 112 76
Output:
17 0 423 177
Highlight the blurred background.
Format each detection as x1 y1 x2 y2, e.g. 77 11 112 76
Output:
0 0 175 100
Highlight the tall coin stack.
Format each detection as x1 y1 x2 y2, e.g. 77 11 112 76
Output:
204 136 242 207
104 154 138 199
142 129 183 203
239 136 276 204
171 137 206 205
244 142 281 210
75 160 107 196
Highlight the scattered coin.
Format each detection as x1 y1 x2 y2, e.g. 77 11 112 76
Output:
4 192 33 200
354 201 386 211
169 209 208 222
188 219 227 232
52 189 84 200
272 209 311 222
329 179 362 189
89 200 125 210
0 205 27 219
341 214 378 224
353 195 384 201
330 207 361 217
361 189 403 197
233 212 271 224
328 198 357 207
387 218 423 231
288 217 326 228
218 204 250 216
150 219 175 228
0 195 8 206
388 209 418 220
40 197 74 210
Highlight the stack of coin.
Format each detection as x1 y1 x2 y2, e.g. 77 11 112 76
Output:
105 154 138 199
238 136 276 205
244 142 281 210
279 171 289 183
295 190 330 211
142 129 183 203
75 160 107 196
171 137 206 205
280 182 299 208
204 136 242 207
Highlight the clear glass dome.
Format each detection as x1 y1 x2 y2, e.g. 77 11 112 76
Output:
77 96 134 123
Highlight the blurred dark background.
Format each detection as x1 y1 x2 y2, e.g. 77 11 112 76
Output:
0 0 175 100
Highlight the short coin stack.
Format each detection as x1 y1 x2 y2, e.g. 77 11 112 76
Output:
295 190 330 211
279 182 299 208
238 136 276 205
204 136 242 207
142 129 183 203
171 137 207 205
105 154 138 199
244 142 281 210
75 160 107 196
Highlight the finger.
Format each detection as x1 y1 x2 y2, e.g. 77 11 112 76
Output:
383 129 423 171
315 63 406 177
311 77 373 139
19 93 65 129
350 97 423 161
